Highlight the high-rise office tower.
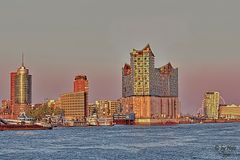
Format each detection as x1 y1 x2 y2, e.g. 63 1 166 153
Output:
60 75 89 121
15 55 32 105
204 92 220 119
10 72 17 111
74 75 88 118
74 75 88 93
60 92 87 121
12 54 32 115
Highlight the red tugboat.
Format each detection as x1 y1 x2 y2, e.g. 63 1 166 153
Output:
0 118 52 131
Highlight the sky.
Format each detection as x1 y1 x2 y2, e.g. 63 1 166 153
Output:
0 0 240 114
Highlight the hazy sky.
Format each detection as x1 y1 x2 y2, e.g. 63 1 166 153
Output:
1 0 240 114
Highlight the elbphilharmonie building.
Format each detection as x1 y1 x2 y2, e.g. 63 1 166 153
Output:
121 44 180 121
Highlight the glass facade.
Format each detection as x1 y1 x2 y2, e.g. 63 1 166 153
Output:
133 51 151 96
15 66 32 105
121 44 180 119
204 92 220 119
122 44 178 97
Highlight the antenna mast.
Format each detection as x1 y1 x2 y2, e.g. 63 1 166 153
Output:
22 52 24 66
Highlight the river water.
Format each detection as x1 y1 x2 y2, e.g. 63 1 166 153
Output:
0 123 240 160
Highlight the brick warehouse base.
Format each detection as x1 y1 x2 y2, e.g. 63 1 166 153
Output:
121 96 180 119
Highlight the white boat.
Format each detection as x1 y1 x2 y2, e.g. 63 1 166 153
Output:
98 117 114 126
87 114 98 126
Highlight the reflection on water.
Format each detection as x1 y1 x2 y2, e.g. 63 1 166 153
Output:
0 123 240 160
15 131 38 136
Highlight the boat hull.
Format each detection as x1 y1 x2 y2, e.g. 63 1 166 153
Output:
0 124 52 131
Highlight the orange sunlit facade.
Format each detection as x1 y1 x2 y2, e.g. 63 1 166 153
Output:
10 72 17 114
59 75 89 121
219 104 240 119
121 96 180 119
74 75 88 93
60 92 88 121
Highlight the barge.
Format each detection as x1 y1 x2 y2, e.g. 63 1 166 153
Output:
0 118 52 131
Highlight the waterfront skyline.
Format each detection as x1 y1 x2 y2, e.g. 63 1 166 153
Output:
1 1 240 114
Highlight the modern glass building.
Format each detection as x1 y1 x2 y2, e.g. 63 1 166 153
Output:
7 54 32 116
122 44 154 97
15 57 32 105
11 54 32 107
204 92 220 119
122 44 178 98
122 44 180 120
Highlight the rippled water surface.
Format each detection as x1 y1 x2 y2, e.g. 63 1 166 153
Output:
1 123 240 160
